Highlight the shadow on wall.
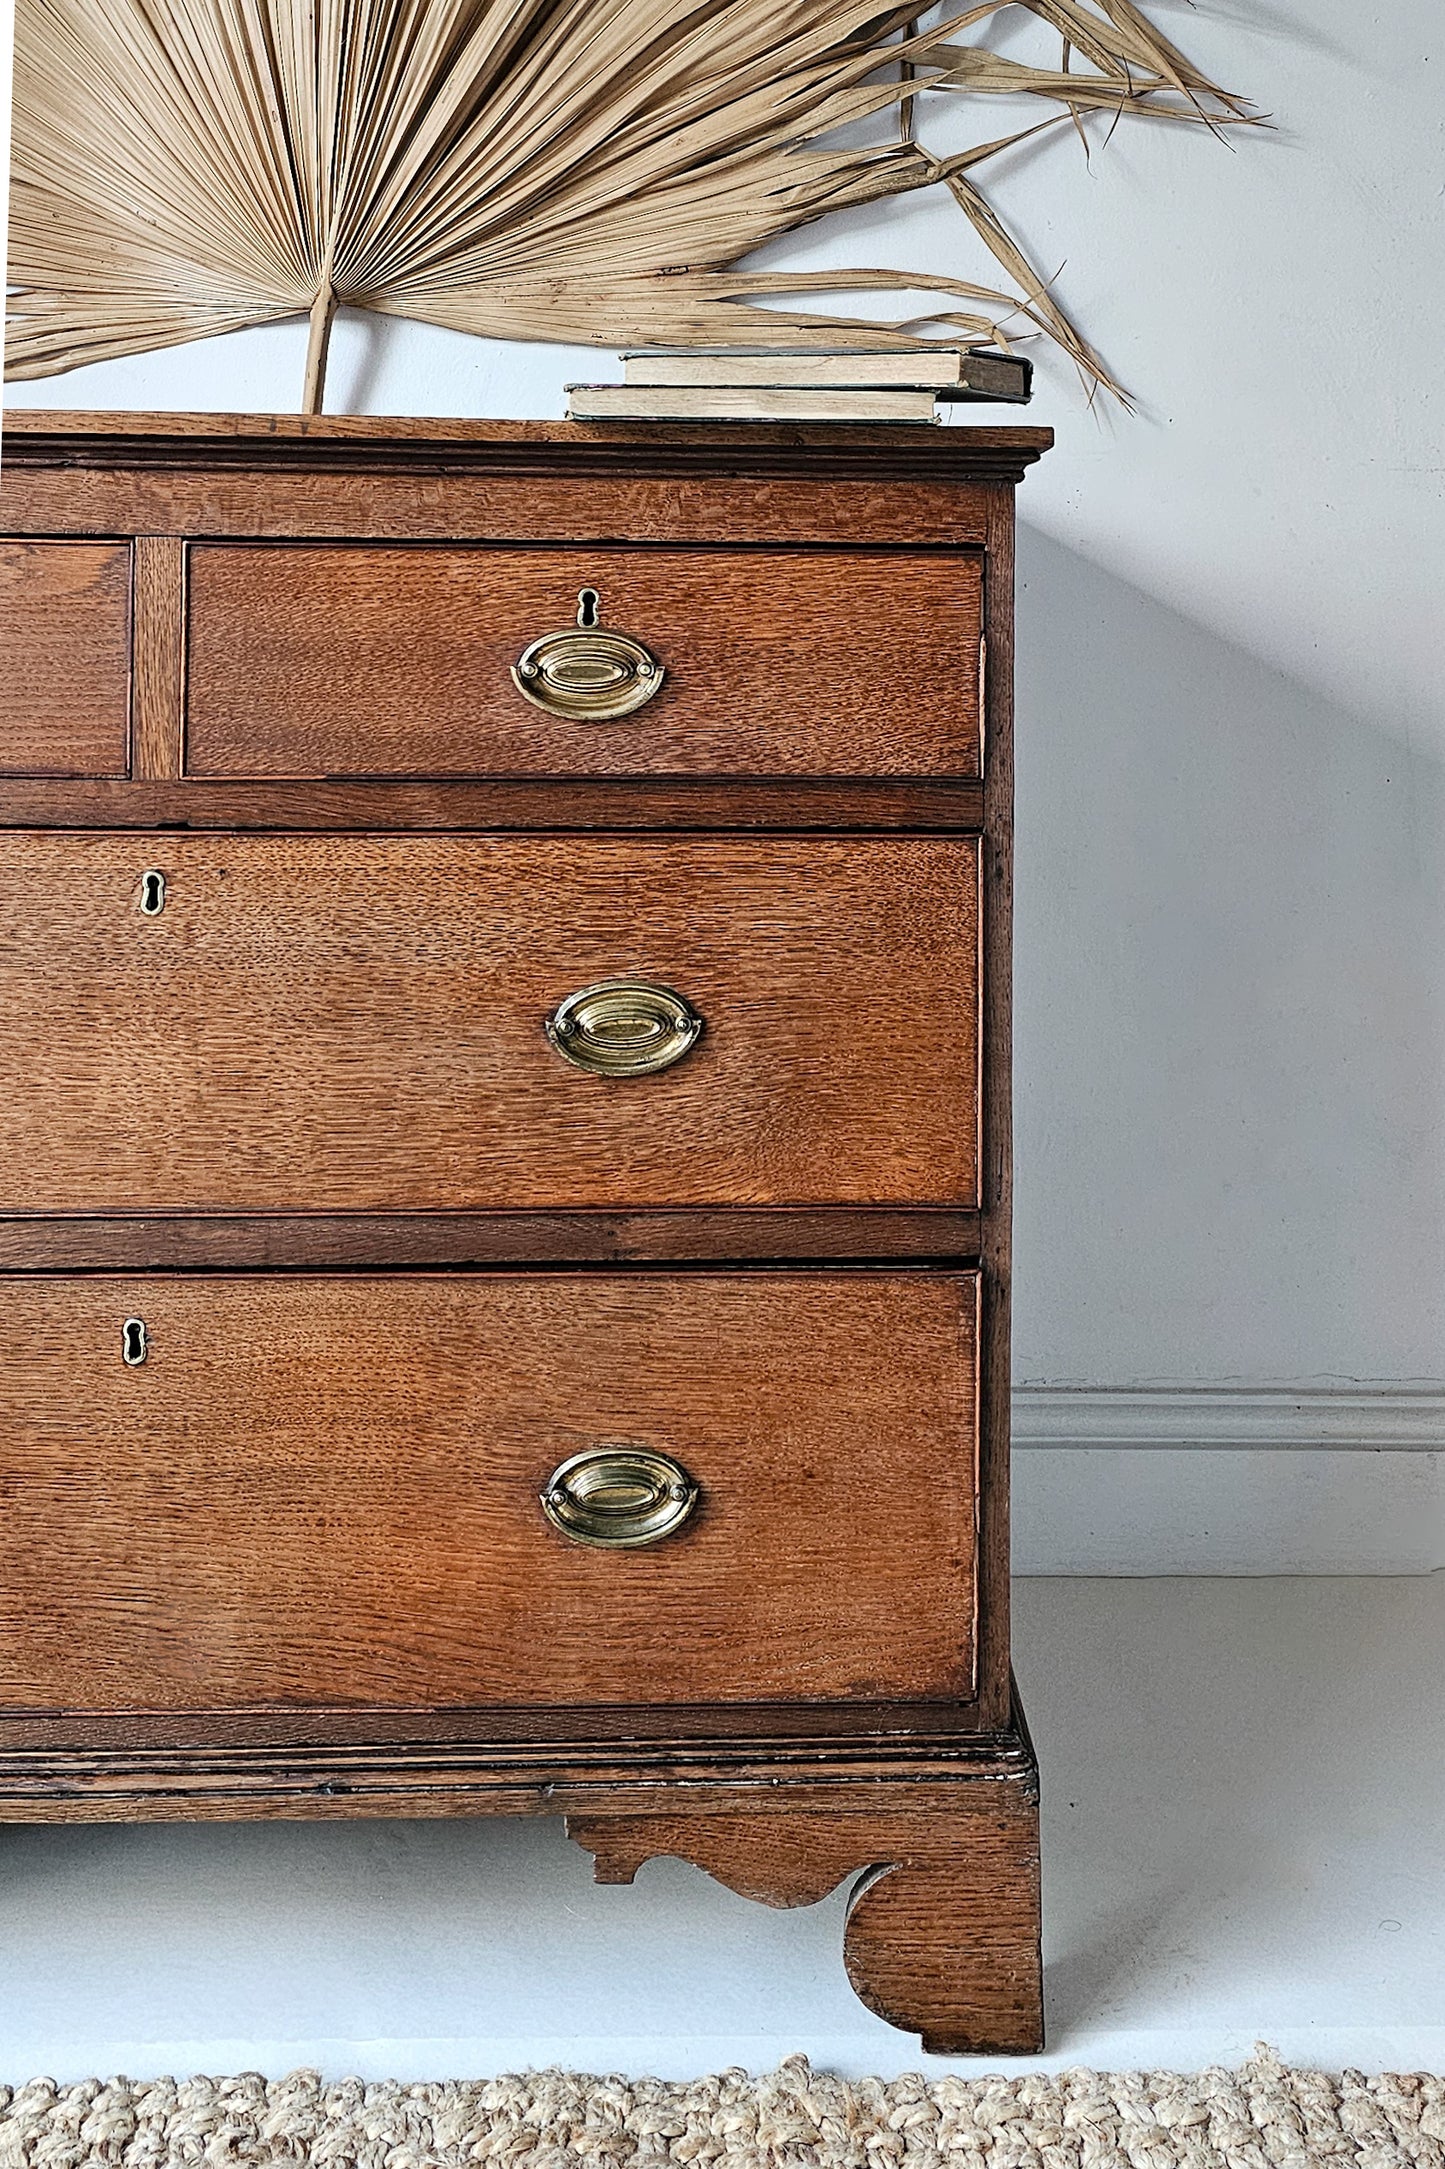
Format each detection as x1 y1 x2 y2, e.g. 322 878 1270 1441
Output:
1011 525 1445 1388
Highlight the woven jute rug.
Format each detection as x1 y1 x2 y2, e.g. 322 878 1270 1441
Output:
0 2047 1431 2169
0 2053 1440 2169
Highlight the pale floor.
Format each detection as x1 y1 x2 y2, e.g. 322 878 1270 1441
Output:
1 1576 1441 2084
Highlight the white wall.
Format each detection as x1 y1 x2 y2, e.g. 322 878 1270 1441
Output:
1010 524 1444 1570
6 0 1443 1570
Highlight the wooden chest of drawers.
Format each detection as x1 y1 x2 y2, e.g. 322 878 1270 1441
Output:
0 411 1050 2055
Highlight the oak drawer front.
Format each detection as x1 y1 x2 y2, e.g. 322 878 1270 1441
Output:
0 1272 979 1712
0 540 131 776
184 544 982 779
0 832 979 1212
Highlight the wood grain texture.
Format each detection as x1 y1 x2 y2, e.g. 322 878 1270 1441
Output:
0 1271 979 1712
0 1700 1024 1756
0 1208 982 1270
0 778 984 832
129 536 185 778
185 545 982 780
0 832 980 1213
0 409 1054 474
0 469 996 550
0 417 1046 2054
569 1784 1042 2053
976 483 1017 1726
0 1696 1034 1811
842 1815 1043 2054
0 540 131 776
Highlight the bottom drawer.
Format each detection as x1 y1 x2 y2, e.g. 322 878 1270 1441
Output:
0 1272 979 1713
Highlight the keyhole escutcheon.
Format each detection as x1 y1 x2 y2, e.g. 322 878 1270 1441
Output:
576 587 601 629
138 870 166 917
122 1317 148 1366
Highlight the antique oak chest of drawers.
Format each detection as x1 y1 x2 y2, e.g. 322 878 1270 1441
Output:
0 411 1050 2053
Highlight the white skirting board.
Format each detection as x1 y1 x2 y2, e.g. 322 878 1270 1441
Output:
1011 1386 1445 1573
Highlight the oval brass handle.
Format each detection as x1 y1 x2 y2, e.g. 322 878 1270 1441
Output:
540 1447 699 1549
511 590 664 722
545 978 702 1078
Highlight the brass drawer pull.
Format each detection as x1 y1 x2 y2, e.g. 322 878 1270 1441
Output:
546 978 702 1078
541 1447 699 1549
511 587 664 721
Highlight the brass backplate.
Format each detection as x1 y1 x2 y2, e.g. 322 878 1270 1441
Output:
545 977 703 1078
511 627 664 720
540 1445 699 1548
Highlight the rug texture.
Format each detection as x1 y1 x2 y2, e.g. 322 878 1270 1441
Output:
0 2053 1440 2169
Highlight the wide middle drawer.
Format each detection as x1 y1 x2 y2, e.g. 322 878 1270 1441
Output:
0 832 979 1213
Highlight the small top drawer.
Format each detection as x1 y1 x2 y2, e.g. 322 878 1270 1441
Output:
1 540 131 777
184 543 982 780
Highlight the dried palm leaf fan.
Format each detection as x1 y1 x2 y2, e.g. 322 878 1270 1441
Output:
7 0 1251 413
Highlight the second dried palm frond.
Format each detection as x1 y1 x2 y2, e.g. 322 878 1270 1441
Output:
7 0 1255 409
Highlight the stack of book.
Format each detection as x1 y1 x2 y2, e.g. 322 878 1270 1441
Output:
565 346 1032 424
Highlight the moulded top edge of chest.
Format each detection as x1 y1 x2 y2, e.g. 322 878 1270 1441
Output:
3 411 1053 484
1 413 1049 548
